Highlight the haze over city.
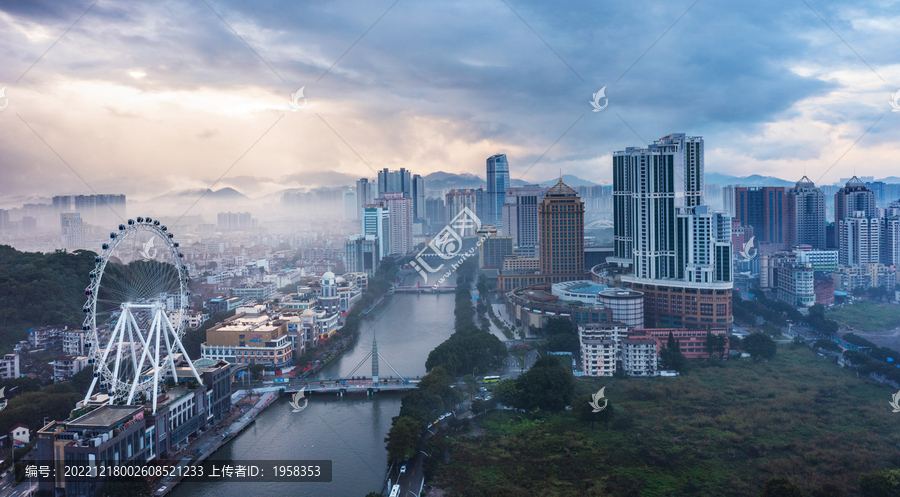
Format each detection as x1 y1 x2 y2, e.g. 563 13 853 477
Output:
1 0 899 203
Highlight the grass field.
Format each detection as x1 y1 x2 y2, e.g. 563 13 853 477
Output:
827 301 900 333
435 345 900 496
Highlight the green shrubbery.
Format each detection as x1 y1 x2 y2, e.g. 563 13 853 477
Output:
433 345 900 496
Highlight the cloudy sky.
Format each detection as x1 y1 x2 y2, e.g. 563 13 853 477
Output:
0 0 898 201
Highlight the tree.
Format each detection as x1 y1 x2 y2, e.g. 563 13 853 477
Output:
515 356 574 412
759 478 803 497
743 332 777 361
572 392 611 429
660 347 689 373
814 339 841 353
495 379 522 408
860 469 900 497
810 483 844 497
547 332 580 354
248 362 265 380
666 330 680 353
714 334 727 358
544 317 575 337
385 415 420 461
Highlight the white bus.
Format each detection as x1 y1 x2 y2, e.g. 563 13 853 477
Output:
389 484 401 497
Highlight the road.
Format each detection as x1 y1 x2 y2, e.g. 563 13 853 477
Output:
523 349 540 370
0 473 36 497
389 410 461 497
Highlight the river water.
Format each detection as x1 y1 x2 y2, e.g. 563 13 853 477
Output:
169 286 455 497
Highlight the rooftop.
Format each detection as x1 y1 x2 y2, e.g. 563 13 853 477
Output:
68 405 142 429
545 178 578 197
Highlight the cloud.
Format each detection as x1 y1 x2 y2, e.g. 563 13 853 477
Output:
0 0 898 206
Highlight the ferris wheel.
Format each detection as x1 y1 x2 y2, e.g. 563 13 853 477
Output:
82 217 202 414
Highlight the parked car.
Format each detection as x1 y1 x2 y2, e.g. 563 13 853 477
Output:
400 464 407 474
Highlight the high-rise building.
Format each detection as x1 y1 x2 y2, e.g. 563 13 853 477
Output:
885 216 900 268
445 189 478 236
539 179 584 278
839 212 882 266
376 193 413 255
217 212 255 230
53 194 126 227
345 235 380 276
60 213 84 249
424 197 446 231
786 176 826 249
356 178 375 216
411 174 426 221
721 185 736 218
611 133 705 267
502 185 543 258
474 187 486 223
677 205 733 285
362 205 390 260
343 190 357 220
834 177 876 246
609 133 732 329
476 226 514 269
377 168 411 197
486 154 510 227
734 186 788 250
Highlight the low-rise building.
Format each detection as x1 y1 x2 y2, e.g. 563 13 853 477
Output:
61 329 87 356
10 423 29 444
814 277 835 306
207 296 244 314
579 324 628 376
621 337 658 377
231 282 276 302
174 357 233 426
502 256 540 273
53 356 88 380
201 314 293 369
144 384 207 459
28 325 68 349
37 405 147 497
506 283 615 331
631 328 729 359
0 353 19 379
832 263 897 291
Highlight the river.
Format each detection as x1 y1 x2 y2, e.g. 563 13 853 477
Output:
169 284 455 497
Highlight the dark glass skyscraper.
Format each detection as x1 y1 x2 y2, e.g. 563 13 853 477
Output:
486 154 510 228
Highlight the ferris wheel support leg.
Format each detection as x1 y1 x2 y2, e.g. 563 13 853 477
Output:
125 315 140 382
126 311 155 406
85 313 125 404
110 310 130 400
160 310 179 384
84 377 99 404
163 312 203 384
152 310 162 415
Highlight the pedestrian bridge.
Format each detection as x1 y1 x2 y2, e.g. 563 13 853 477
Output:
279 377 421 395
